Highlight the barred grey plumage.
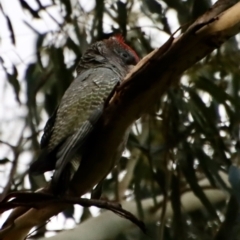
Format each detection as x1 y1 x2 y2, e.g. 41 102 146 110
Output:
30 36 139 195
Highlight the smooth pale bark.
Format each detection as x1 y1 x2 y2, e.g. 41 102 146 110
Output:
1 2 240 239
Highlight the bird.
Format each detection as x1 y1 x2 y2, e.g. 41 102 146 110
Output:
30 35 139 195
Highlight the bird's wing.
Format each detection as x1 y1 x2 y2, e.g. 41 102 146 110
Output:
47 68 120 150
40 107 58 148
30 68 120 185
52 104 103 186
49 68 121 192
29 108 59 174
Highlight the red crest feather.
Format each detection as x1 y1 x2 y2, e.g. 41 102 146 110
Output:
114 34 125 43
109 34 139 63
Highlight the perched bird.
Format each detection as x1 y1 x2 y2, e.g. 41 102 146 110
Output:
30 36 139 195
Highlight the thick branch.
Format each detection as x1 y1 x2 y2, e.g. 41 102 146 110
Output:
0 2 240 239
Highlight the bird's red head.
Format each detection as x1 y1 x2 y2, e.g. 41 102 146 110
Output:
104 35 139 66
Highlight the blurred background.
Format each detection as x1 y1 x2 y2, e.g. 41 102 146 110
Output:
0 0 240 239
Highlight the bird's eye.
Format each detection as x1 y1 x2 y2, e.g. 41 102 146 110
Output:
114 49 136 65
121 52 129 59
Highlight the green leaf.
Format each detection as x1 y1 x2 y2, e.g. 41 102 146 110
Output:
5 15 15 45
0 158 10 164
196 76 239 107
66 37 81 56
191 0 210 19
61 0 72 22
36 34 47 70
0 3 15 45
117 1 127 36
73 17 87 54
142 0 162 14
195 148 217 187
19 0 40 18
6 66 20 103
180 151 219 219
171 171 186 240
62 205 75 219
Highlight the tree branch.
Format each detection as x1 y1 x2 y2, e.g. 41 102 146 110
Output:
38 172 230 240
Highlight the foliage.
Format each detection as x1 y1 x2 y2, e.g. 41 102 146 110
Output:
0 0 240 239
